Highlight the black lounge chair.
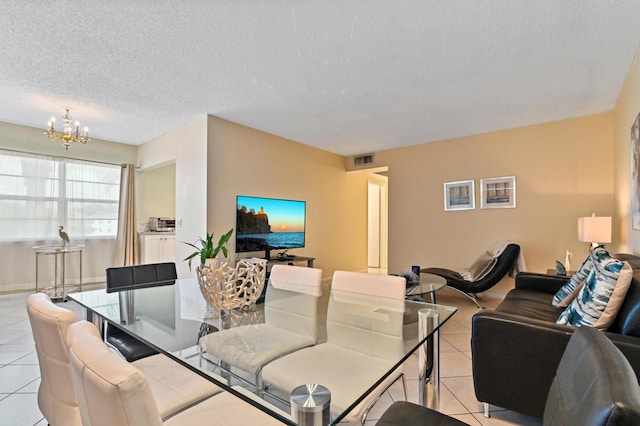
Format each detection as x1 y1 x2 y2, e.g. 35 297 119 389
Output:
422 243 521 309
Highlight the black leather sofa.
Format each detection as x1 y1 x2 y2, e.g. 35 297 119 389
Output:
378 327 640 425
471 253 640 419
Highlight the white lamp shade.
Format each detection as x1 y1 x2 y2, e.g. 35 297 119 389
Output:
578 215 612 244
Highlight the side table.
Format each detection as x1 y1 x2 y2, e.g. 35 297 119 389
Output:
33 244 84 300
405 273 448 304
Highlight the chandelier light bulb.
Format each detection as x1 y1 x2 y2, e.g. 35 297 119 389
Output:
44 109 90 150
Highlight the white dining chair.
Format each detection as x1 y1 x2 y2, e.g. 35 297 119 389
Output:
261 270 407 424
27 292 83 425
27 292 222 422
199 264 323 392
67 320 291 426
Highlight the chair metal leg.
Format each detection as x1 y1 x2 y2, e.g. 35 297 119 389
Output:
483 402 491 417
446 286 484 309
360 373 406 425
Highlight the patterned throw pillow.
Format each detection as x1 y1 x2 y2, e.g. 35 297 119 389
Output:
557 248 633 330
552 248 602 307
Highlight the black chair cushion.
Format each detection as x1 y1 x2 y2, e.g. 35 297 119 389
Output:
106 327 158 362
375 401 468 426
497 289 564 321
544 327 640 425
105 262 177 293
103 263 176 360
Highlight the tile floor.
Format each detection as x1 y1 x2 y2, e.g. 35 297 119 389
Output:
0 287 542 426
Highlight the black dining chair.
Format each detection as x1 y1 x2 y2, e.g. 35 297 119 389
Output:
104 262 178 361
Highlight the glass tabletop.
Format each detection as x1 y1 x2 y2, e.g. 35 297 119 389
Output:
70 277 456 425
33 244 84 253
405 272 447 297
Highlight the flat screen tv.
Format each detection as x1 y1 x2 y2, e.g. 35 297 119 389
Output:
236 195 306 259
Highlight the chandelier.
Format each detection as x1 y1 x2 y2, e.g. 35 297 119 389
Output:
44 109 90 150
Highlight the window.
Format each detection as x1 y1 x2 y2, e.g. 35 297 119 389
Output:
0 150 120 240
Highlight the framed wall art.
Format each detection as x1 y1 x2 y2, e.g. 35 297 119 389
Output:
632 112 640 229
480 176 516 209
444 180 475 211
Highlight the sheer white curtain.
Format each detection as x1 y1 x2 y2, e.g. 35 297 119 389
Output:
113 164 138 266
0 150 120 292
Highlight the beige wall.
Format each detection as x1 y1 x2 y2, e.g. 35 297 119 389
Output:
137 116 208 278
206 116 370 279
136 163 176 226
613 47 640 255
365 113 614 295
0 120 137 163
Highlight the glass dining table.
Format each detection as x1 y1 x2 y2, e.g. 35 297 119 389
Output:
69 277 456 425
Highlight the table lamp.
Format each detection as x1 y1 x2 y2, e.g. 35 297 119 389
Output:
578 213 612 249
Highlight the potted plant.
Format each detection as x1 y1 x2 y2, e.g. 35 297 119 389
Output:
183 228 234 271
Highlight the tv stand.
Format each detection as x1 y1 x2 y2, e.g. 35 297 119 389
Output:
266 256 314 268
254 255 315 304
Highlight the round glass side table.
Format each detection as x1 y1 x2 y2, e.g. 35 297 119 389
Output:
405 273 447 303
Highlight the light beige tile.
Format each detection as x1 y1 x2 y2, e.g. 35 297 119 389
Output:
443 332 472 352
0 393 43 426
472 410 542 425
452 413 483 425
16 377 40 393
442 376 486 413
11 351 39 365
441 319 472 335
0 345 36 365
439 337 458 353
436 383 471 415
440 351 473 378
0 365 40 393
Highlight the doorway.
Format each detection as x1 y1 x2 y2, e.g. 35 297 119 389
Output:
367 173 388 274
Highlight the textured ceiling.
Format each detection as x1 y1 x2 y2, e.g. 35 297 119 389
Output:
1 1 640 156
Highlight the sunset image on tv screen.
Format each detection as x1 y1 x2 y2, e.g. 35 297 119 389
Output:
236 196 306 252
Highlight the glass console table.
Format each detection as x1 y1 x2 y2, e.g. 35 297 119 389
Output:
34 244 84 300
69 277 456 425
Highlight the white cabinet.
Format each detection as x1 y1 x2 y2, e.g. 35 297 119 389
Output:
140 233 176 264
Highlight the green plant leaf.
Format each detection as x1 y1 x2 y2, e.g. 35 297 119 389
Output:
180 228 234 271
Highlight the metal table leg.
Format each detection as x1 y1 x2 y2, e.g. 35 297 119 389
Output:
418 308 440 409
54 252 59 299
61 252 66 299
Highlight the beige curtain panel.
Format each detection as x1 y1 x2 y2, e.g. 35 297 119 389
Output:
113 164 138 266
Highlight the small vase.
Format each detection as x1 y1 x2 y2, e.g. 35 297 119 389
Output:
564 251 572 272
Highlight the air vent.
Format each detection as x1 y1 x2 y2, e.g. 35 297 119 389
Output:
353 153 374 167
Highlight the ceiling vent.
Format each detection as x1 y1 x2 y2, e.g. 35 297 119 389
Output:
353 153 374 167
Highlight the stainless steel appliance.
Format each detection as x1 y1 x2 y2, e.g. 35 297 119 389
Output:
148 217 175 232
